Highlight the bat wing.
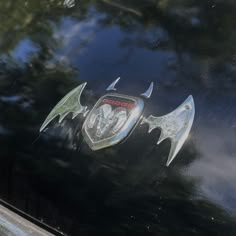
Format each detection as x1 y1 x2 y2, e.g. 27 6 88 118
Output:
40 82 87 132
141 95 195 166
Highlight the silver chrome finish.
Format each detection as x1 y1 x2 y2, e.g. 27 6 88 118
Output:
63 0 75 8
0 204 55 236
82 93 144 150
40 80 196 168
142 95 195 166
106 77 120 91
141 82 154 98
40 82 87 132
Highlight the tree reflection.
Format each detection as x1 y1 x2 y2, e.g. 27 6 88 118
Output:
0 0 236 235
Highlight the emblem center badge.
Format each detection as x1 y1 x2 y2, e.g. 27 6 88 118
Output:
82 94 144 150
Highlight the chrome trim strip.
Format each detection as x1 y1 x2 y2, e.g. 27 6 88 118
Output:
0 205 55 236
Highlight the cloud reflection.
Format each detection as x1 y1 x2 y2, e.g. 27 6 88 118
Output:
187 125 236 212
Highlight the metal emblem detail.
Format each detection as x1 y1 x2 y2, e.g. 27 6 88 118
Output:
40 83 88 132
82 94 144 150
141 95 195 166
40 78 195 166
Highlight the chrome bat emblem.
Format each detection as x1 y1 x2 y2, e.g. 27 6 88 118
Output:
40 78 195 166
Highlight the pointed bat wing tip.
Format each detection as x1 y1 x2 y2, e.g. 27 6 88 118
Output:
40 121 51 133
186 95 195 117
39 118 53 133
39 114 58 133
188 95 194 102
166 160 171 167
186 95 195 107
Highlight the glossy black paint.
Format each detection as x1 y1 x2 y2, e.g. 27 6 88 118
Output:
0 0 236 235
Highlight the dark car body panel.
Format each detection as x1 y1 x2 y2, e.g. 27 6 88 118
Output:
0 0 236 235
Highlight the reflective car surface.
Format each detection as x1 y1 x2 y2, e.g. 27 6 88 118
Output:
0 0 236 235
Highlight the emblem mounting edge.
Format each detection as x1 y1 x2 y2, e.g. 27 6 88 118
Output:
82 93 144 150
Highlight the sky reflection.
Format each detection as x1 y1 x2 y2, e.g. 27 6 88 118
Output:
0 0 236 235
11 38 39 64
